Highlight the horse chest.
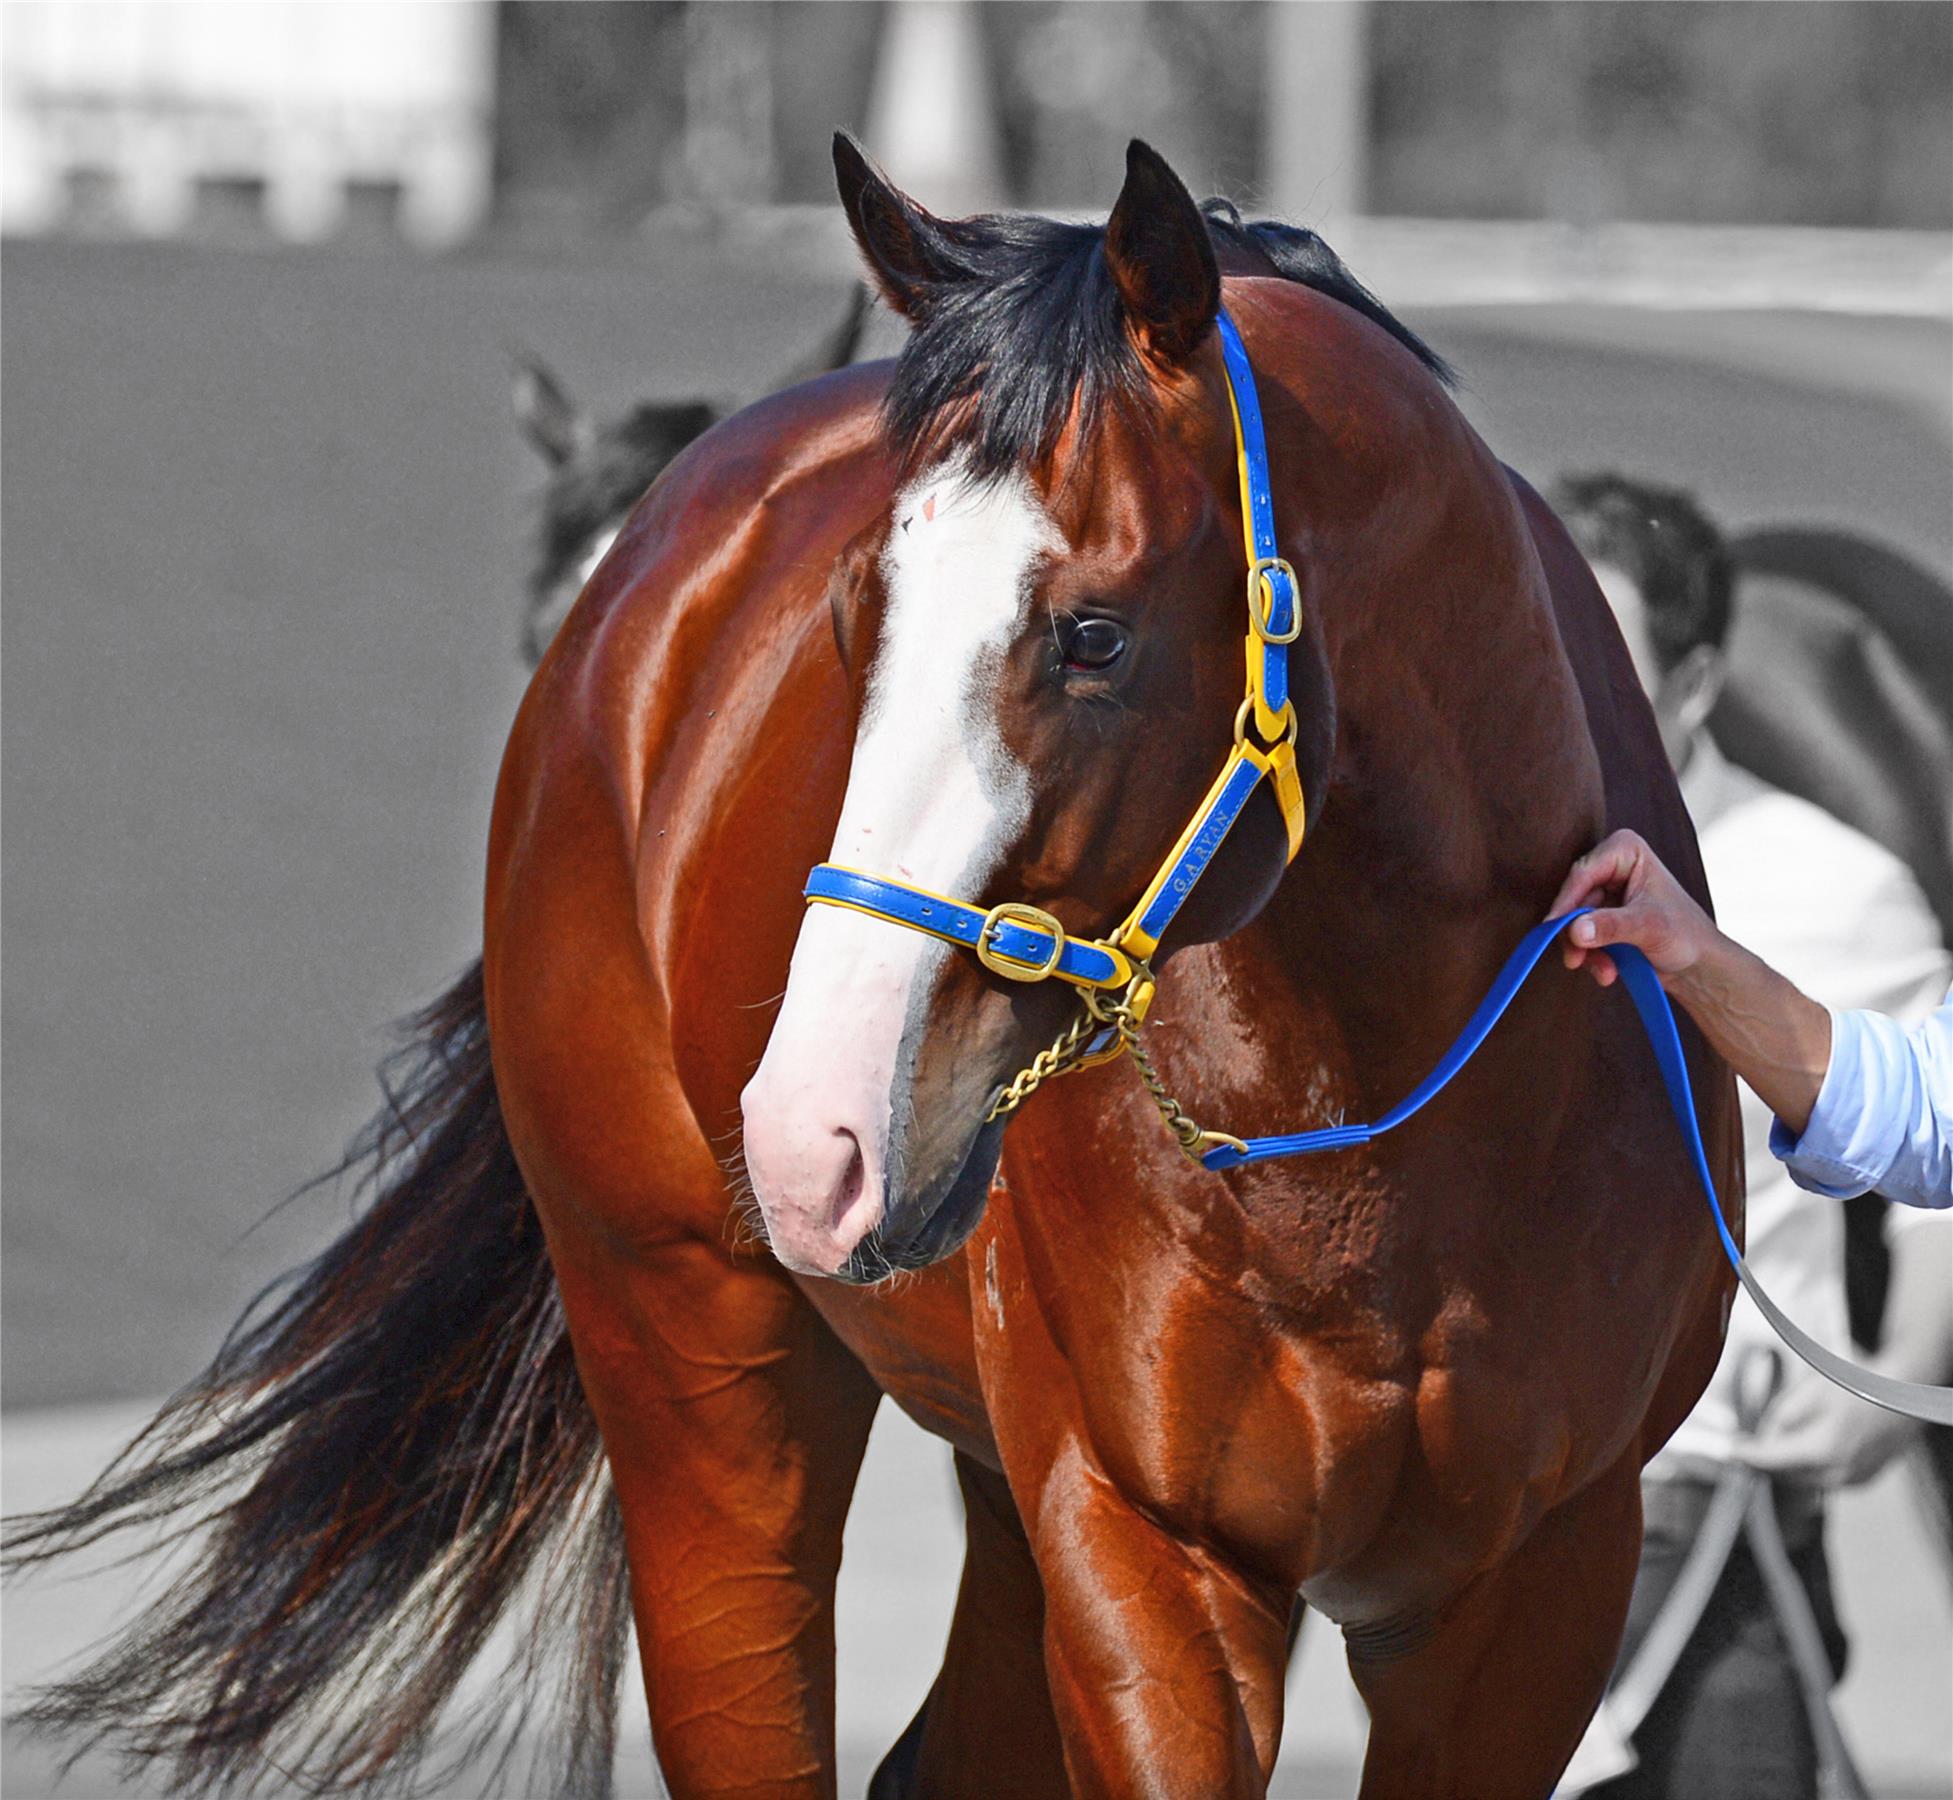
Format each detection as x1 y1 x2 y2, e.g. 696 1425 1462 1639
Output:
1131 1326 1415 1581
977 1207 1416 1580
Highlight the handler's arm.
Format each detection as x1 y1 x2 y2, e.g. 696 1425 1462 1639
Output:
1547 830 1952 1206
1768 1003 1953 1209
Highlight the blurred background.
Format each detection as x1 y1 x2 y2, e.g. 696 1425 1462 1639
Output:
3 3 1949 1796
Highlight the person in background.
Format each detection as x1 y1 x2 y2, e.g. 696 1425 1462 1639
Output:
1548 474 1952 1800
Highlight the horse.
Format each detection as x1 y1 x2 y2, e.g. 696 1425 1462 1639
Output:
5 138 1741 1800
511 285 870 666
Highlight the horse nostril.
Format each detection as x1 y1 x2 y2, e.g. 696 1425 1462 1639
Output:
833 1131 864 1212
827 1130 884 1259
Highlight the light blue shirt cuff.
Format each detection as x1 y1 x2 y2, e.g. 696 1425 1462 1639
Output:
1770 1002 1953 1208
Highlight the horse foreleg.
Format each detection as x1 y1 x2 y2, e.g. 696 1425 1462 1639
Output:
1025 1438 1293 1800
1349 1454 1644 1800
868 1450 1067 1800
546 1225 882 1800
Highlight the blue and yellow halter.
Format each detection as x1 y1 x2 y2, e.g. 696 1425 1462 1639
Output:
803 311 1300 1156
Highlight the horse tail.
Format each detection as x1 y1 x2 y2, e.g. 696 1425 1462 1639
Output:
3 960 631 1799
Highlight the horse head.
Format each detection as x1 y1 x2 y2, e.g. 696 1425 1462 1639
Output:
741 138 1331 1281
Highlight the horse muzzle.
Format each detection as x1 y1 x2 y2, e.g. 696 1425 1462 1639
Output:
835 1113 1006 1283
739 907 1025 1280
738 1077 1005 1282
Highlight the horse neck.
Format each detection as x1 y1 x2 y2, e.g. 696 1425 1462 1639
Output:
1250 433 1605 1109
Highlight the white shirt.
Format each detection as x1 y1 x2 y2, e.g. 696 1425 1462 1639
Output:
1649 736 1952 1476
1772 994 1953 1207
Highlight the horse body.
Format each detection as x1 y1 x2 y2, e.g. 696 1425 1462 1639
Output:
485 149 1738 1797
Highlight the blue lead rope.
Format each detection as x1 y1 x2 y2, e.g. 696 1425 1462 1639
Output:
1201 910 1953 1427
1201 911 1592 1168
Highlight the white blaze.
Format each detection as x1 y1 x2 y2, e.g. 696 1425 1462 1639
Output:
832 465 1052 886
740 464 1057 1273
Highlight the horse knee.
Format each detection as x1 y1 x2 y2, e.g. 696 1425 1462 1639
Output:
1352 1465 1645 1799
550 1237 880 1797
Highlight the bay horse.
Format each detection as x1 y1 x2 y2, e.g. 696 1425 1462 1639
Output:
5 140 1739 1799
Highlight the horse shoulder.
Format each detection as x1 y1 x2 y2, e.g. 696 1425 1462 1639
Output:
486 371 889 1220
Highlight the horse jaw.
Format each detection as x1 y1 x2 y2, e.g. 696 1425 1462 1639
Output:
741 464 1056 1278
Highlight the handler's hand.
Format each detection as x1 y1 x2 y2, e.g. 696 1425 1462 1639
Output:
1547 829 1720 989
1550 829 1832 1129
1736 1378 1917 1489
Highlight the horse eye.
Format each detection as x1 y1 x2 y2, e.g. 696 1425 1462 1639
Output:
1062 617 1128 672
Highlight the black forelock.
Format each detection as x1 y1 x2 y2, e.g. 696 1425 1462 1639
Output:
883 212 1146 481
881 200 1453 480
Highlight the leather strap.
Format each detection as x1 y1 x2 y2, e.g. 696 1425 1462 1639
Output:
1604 1468 1752 1739
1742 1475 1871 1800
803 866 1134 988
1592 1378 1869 1800
1199 910 1590 1165
1217 310 1301 749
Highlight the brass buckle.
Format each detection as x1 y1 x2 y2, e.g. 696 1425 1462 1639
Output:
977 901 1067 982
1247 556 1302 644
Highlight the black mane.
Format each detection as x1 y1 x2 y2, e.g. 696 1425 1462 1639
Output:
883 199 1452 480
1200 199 1454 389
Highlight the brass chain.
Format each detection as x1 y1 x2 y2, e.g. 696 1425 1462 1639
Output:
985 966 1247 1163
1108 1003 1222 1160
984 1003 1104 1120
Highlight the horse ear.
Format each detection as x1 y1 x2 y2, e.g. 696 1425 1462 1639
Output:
510 353 584 467
832 132 960 322
1103 140 1220 367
